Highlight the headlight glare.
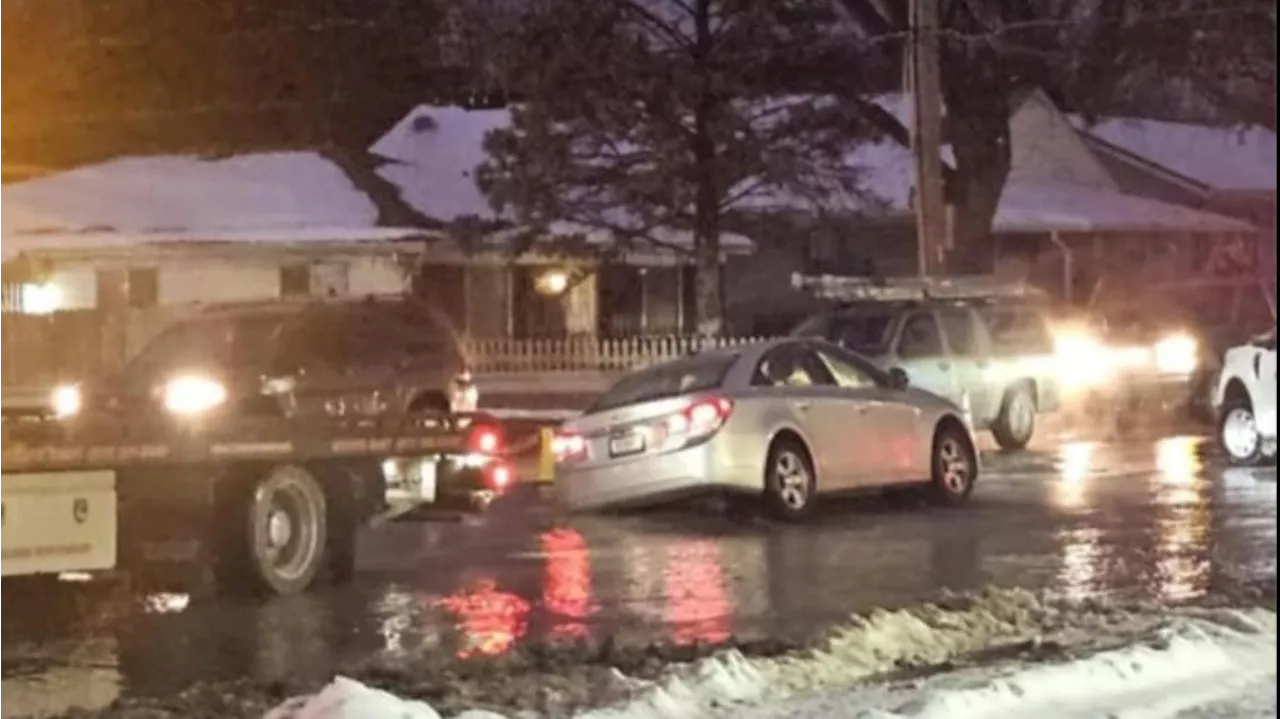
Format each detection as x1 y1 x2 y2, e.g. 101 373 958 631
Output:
163 375 227 415
51 384 82 418
1154 334 1198 375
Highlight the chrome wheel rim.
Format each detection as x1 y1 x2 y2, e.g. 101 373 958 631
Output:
939 439 972 494
257 481 320 581
1222 407 1260 460
774 450 811 510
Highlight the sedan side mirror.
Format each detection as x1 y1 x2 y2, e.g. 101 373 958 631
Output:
889 367 910 390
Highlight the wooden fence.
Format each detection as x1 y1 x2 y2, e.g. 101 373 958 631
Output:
461 334 770 373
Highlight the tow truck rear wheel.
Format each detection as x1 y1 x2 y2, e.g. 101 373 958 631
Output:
214 465 329 596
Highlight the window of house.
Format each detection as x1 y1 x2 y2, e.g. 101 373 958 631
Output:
127 268 158 308
280 264 311 298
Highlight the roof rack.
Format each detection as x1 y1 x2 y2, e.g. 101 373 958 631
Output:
791 273 1047 303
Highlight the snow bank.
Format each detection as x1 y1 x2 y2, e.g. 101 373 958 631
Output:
262 589 1276 719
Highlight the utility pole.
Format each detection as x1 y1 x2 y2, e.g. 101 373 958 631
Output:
907 0 946 277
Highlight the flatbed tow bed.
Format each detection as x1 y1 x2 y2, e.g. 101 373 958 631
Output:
1 410 512 595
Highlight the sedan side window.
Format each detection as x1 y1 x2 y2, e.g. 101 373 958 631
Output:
815 347 883 389
897 312 944 359
753 346 837 388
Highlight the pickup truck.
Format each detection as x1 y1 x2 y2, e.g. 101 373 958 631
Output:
1213 326 1277 466
1 298 510 595
791 287 1061 451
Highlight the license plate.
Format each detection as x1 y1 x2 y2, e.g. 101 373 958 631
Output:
383 458 438 505
1 471 117 576
609 432 645 457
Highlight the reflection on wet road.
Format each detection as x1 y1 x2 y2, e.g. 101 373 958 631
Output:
2 436 1275 717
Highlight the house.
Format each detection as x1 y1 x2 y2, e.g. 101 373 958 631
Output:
0 107 753 383
725 90 1269 333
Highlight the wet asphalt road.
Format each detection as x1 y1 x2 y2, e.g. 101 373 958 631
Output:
2 431 1276 718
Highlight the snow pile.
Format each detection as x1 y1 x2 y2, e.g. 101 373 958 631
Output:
259 585 1198 711
764 587 1137 694
737 607 1277 719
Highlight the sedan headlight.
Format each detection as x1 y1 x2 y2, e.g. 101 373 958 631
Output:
50 384 82 419
1153 333 1198 375
163 375 227 415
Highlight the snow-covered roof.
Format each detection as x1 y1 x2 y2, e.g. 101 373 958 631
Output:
370 105 510 220
1071 116 1277 192
994 181 1258 234
2 152 377 236
368 104 762 250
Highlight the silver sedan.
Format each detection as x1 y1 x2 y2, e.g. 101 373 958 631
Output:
552 338 979 520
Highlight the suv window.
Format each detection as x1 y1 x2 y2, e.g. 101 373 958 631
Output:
277 302 447 367
829 312 896 354
980 306 1054 354
129 315 284 373
937 308 979 356
752 345 836 387
896 312 944 359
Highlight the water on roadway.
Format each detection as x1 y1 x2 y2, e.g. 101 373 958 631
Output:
2 434 1275 717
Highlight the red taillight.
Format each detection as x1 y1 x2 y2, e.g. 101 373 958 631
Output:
485 461 513 491
552 430 587 464
665 395 733 441
467 425 503 455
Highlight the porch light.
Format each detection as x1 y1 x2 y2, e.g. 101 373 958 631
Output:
536 269 570 296
21 282 63 315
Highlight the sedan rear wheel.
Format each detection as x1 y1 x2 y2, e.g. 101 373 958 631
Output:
765 439 816 522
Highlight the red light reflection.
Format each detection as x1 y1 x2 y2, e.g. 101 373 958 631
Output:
664 540 731 646
541 528 598 640
435 578 531 658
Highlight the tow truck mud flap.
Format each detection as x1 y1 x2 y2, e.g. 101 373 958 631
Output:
1 471 117 576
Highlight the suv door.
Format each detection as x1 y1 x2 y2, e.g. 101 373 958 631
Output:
891 311 958 404
936 307 995 424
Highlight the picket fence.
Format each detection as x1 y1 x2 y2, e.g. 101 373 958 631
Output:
460 334 774 373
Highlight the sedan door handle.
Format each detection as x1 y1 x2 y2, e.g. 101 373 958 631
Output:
792 401 811 412
937 361 951 370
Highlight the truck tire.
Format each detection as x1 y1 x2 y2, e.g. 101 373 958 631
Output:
215 465 329 596
991 384 1036 451
1218 395 1265 467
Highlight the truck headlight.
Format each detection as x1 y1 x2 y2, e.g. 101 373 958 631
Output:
1052 327 1112 390
163 375 227 415
51 384 82 418
1154 334 1198 375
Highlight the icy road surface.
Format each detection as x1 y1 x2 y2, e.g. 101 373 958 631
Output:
2 434 1275 718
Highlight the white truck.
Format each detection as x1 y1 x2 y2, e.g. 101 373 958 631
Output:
1213 326 1277 466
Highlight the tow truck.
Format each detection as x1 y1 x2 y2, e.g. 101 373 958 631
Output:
1 410 513 594
1 299 514 595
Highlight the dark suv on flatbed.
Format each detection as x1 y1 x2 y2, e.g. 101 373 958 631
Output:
58 297 473 422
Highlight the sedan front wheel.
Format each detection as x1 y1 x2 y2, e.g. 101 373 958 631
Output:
930 423 977 506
